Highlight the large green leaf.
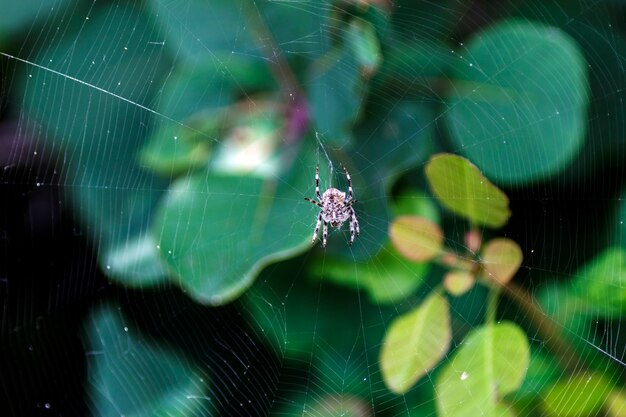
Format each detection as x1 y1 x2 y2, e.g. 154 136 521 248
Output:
569 247 626 317
308 43 363 146
148 0 326 64
153 159 312 305
148 0 255 62
141 56 276 176
425 153 511 228
542 247 626 322
258 0 328 57
374 40 456 97
444 20 589 185
380 292 451 394
436 322 530 417
16 4 172 287
83 305 211 416
0 0 72 45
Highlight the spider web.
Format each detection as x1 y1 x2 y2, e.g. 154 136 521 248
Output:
1 0 626 416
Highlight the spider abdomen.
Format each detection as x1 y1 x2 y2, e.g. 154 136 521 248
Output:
321 188 351 227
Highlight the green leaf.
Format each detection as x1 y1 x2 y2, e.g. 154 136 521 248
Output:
16 4 172 287
153 162 311 305
142 57 275 176
389 216 444 262
258 0 327 58
148 0 255 62
542 373 614 417
569 247 626 317
102 233 168 288
308 45 363 146
347 19 382 77
480 238 523 285
149 0 327 64
444 20 589 185
425 153 511 228
0 0 71 44
380 292 451 394
436 322 530 417
83 305 211 416
210 102 285 176
140 120 214 177
374 41 456 95
313 244 430 304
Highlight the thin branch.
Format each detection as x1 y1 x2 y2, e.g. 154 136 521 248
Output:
498 281 584 373
240 2 310 142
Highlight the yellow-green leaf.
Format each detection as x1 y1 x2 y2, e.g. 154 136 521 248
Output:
389 216 443 262
542 373 614 417
308 395 370 417
425 153 511 228
436 322 530 417
380 292 451 394
607 390 626 417
444 271 475 297
480 238 523 285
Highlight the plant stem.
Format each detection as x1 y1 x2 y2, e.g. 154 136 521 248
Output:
486 285 500 324
497 281 584 373
240 2 310 142
242 4 300 96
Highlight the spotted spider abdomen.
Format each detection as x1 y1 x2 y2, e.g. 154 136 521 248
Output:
321 188 351 227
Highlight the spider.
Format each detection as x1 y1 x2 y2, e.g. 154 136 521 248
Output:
304 164 360 247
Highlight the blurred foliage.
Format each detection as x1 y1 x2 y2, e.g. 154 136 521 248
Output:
425 153 511 228
444 21 589 185
83 305 212 416
3 0 626 416
380 292 451 394
436 322 530 417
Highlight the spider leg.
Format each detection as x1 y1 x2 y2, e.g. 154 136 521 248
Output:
322 221 328 248
315 164 322 200
349 216 355 246
343 164 353 200
350 206 360 237
304 197 323 208
311 212 322 244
